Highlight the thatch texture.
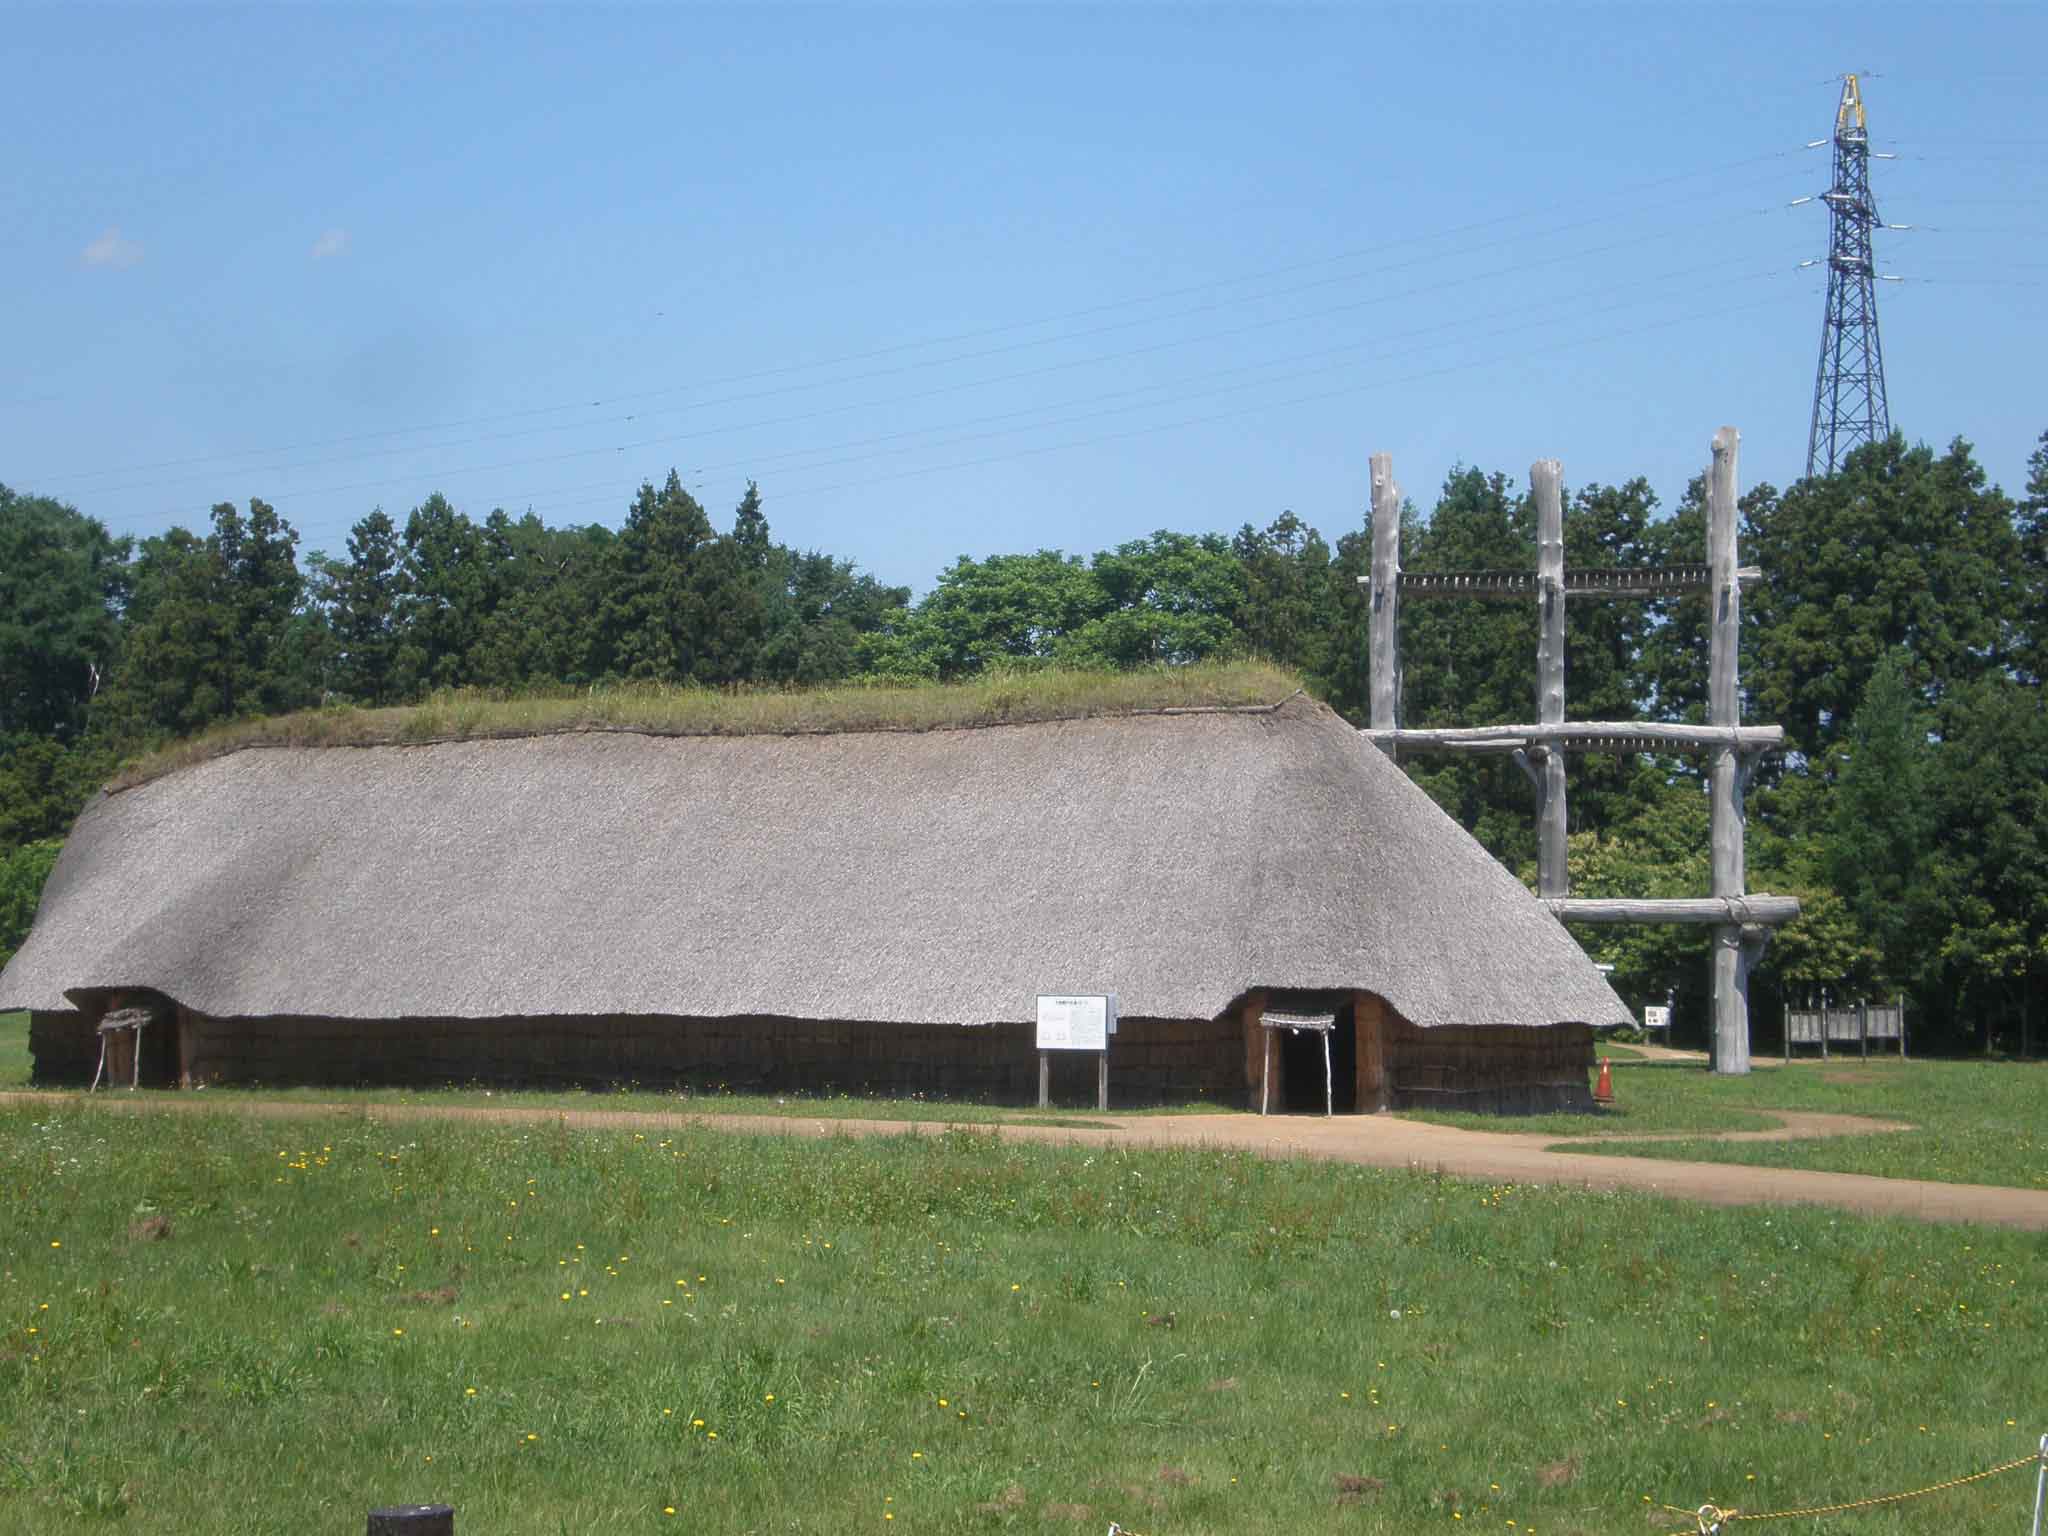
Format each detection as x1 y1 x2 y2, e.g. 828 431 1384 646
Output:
1 696 1628 1030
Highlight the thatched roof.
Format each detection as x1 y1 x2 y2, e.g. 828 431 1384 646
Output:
1 695 1628 1029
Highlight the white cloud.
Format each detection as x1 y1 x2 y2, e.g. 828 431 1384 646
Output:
310 228 350 261
81 228 143 269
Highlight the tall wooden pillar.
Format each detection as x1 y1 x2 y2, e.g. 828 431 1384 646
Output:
1352 992 1391 1112
1707 426 1752 1075
1368 453 1402 740
1240 990 1270 1112
1531 459 1568 899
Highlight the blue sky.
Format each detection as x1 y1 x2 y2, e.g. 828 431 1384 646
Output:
7 4 2044 591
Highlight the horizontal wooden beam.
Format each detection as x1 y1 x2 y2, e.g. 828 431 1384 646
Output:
1386 565 1762 601
1542 895 1802 925
1363 721 1784 754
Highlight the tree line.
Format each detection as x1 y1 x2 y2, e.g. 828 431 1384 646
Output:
4 428 2045 1052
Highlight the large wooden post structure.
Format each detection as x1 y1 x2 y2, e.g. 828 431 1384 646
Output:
1530 459 1568 899
1360 427 1797 1074
1368 452 1402 736
1705 427 1756 1074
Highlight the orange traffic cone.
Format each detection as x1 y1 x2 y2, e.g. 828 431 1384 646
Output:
1593 1058 1615 1105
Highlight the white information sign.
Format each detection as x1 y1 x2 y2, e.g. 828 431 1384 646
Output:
1036 994 1115 1051
1643 1005 1671 1031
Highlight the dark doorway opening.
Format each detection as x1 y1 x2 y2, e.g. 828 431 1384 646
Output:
1277 999 1358 1113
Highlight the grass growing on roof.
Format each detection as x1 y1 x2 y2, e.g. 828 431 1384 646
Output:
109 659 1303 791
1 1105 2040 1534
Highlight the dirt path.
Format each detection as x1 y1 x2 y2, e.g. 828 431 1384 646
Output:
1548 1109 1912 1145
8 1090 2045 1232
1613 1043 1781 1066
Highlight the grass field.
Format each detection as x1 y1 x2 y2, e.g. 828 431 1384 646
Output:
0 1013 27 1088
3 1104 2044 1535
1399 1055 2048 1192
1557 1058 2048 1191
8 1010 2044 1188
196 1082 1240 1128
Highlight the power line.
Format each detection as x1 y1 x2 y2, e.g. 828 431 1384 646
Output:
66 188 1807 502
280 280 1811 544
93 204 1807 521
265 253 1810 545
21 145 1821 489
556 292 1815 515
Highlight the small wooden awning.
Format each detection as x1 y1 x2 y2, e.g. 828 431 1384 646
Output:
1257 1009 1336 1117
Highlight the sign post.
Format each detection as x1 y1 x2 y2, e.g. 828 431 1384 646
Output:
1035 994 1117 1110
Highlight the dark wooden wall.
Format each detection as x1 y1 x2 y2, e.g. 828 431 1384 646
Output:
28 1000 1594 1113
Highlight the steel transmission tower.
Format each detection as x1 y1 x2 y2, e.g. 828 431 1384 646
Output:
1806 75 1891 477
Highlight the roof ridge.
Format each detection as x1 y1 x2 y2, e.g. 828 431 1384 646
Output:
203 690 1309 750
101 688 1316 797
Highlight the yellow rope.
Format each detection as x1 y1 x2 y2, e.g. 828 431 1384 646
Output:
1659 1450 2042 1534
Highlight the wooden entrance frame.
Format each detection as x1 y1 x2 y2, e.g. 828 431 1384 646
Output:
1258 1009 1335 1116
90 1007 152 1092
1361 428 1799 1074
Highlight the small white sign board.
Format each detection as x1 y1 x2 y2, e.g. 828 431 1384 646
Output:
1644 1005 1671 1031
1036 994 1115 1051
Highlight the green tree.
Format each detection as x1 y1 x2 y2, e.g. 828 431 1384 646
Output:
731 480 771 568
1826 651 1938 996
1558 479 1666 834
1548 778 1713 1030
470 514 614 690
1234 512 1333 678
394 494 488 692
0 486 130 740
760 548 910 686
97 527 236 736
877 550 1104 679
0 734 113 846
1922 677 2048 1052
600 473 718 681
333 509 402 704
2016 428 2048 685
1066 531 1243 667
1748 434 2019 757
0 838 61 970
1396 466 1538 862
1310 527 1371 721
220 497 307 717
94 499 311 738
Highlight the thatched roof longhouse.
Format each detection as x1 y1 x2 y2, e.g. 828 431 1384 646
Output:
1 695 1628 1030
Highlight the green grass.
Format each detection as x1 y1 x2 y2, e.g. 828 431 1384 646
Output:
8 1076 1238 1129
1401 1067 1780 1139
1 1106 2041 1534
1557 1057 2048 1191
111 660 1302 792
0 1014 27 1088
1399 1055 2048 1192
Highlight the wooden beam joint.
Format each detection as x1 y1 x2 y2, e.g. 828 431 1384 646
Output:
1363 721 1784 755
1543 894 1801 926
1399 565 1762 601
